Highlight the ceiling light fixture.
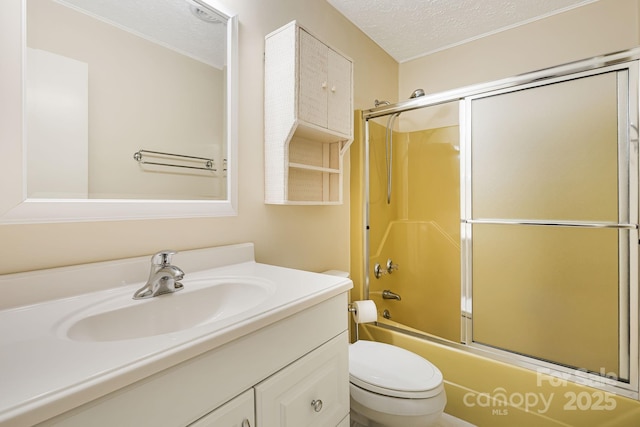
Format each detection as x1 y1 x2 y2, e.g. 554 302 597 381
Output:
185 0 224 23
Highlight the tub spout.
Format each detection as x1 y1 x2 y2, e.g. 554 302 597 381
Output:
382 289 401 301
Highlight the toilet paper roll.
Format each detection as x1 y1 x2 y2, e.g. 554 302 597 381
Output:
352 300 377 324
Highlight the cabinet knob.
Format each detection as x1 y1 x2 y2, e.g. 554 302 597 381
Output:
321 81 327 89
331 86 336 92
241 419 251 427
311 399 323 412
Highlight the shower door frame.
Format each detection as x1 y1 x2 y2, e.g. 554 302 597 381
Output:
362 48 640 399
461 62 639 398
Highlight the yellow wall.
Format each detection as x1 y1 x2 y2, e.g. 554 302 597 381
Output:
0 0 398 276
366 121 460 342
350 0 640 425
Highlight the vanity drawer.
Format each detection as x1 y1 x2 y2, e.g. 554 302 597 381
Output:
255 331 349 427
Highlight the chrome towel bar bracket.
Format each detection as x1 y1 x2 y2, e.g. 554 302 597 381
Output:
133 149 217 171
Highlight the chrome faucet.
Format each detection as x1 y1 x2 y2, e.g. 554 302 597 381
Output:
133 250 185 299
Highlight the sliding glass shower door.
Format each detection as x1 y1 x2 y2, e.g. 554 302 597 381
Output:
464 65 638 384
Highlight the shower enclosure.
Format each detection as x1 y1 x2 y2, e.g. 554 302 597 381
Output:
360 48 640 399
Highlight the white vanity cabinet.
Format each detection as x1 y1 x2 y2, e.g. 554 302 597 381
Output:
188 389 254 427
35 294 350 427
264 21 353 205
255 330 349 426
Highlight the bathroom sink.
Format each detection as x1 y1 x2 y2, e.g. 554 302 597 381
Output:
61 277 275 342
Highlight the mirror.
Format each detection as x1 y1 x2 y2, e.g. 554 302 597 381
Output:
0 0 237 223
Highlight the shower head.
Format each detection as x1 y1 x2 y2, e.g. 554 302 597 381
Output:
410 88 425 98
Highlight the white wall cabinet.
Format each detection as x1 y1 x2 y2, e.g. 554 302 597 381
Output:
265 21 353 205
298 29 352 135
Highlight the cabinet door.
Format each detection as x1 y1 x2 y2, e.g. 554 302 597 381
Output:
299 29 328 129
189 389 254 427
327 49 352 135
336 415 350 427
255 332 349 427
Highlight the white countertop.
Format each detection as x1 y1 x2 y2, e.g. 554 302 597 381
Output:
0 244 352 426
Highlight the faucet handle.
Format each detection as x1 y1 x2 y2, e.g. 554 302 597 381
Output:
151 250 177 266
386 258 399 273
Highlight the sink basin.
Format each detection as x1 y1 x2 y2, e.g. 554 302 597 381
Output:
61 277 275 342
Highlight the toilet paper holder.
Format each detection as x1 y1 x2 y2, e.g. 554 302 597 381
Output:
348 300 378 341
348 304 360 341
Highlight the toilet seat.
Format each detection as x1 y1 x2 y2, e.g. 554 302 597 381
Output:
349 340 443 399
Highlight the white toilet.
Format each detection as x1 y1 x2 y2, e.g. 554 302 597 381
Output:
321 270 446 427
349 340 446 427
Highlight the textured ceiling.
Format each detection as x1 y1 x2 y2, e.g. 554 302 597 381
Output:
327 0 597 62
56 0 227 69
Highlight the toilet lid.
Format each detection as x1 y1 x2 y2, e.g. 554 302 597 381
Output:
349 340 443 399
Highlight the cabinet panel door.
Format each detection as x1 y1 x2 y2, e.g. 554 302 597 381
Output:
189 389 254 427
255 332 349 427
299 29 328 128
327 49 352 135
336 415 350 427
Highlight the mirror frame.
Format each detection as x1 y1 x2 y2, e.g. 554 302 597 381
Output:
0 0 238 224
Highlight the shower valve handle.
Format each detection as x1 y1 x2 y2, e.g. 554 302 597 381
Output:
374 263 385 279
374 259 399 279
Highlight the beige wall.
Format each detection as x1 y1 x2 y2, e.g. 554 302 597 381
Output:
0 0 398 275
399 0 640 97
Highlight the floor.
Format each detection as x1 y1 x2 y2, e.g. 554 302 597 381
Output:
350 413 476 427
434 413 477 427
